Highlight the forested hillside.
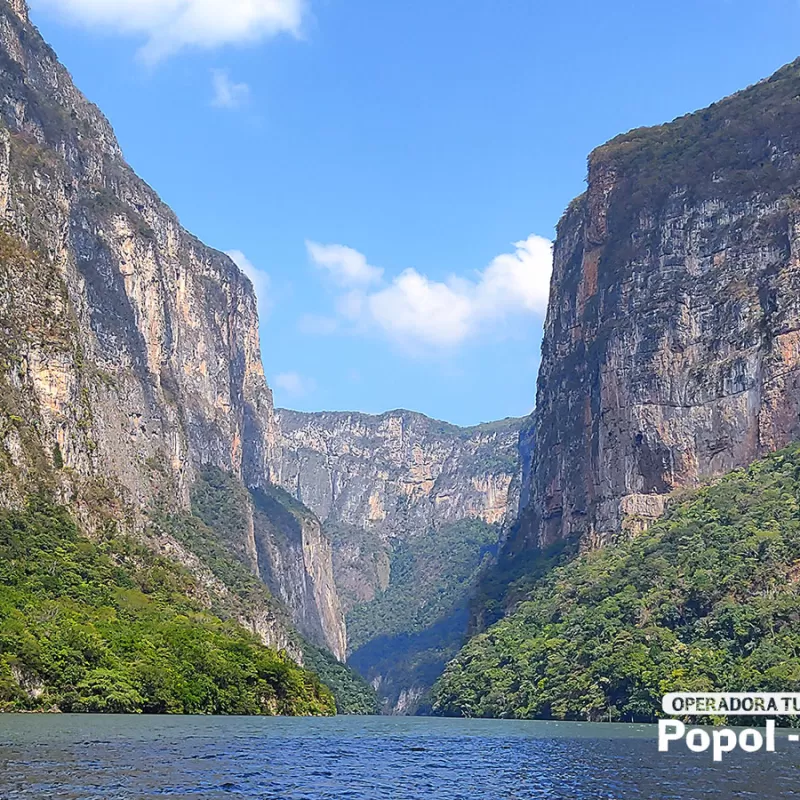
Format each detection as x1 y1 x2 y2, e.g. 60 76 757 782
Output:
433 444 800 721
0 497 335 715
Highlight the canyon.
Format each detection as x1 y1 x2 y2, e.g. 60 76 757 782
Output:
0 0 523 713
274 409 522 710
6 0 800 720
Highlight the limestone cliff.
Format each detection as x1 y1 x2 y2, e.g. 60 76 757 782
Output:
518 57 800 552
276 410 520 533
275 409 521 608
274 408 522 711
0 0 344 659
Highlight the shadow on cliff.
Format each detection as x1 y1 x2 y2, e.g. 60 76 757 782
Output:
347 606 471 715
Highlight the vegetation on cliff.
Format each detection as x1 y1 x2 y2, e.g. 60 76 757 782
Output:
182 466 376 713
591 56 800 266
302 643 378 714
433 444 800 721
345 519 499 711
347 519 499 652
0 497 335 715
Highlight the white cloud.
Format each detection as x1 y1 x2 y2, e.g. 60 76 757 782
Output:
31 0 305 62
211 70 250 109
274 371 316 397
368 270 473 348
305 235 553 350
306 241 384 287
226 250 271 320
473 235 553 317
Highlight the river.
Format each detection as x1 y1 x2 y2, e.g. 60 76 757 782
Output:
0 715 796 798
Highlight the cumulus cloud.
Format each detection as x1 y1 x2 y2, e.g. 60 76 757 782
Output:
226 249 271 319
368 271 473 348
31 0 305 62
274 371 316 397
306 241 384 287
304 235 553 350
211 70 250 109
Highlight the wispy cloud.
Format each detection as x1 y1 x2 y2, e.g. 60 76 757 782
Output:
274 371 316 397
305 241 384 287
303 235 553 351
226 250 271 320
31 0 305 63
211 70 250 109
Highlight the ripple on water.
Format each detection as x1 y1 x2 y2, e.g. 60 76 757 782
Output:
0 716 798 800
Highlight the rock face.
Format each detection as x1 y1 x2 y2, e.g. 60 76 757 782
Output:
276 409 520 536
250 486 347 659
0 0 343 658
274 408 522 711
0 0 273 502
518 58 800 551
275 409 521 607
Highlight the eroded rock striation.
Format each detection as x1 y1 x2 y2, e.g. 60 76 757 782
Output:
0 0 344 659
518 57 800 552
276 410 520 533
275 409 521 607
274 408 522 710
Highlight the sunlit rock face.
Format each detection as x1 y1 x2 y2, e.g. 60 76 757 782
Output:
275 409 521 534
516 57 800 553
0 0 276 504
0 0 347 658
273 408 523 710
274 409 522 604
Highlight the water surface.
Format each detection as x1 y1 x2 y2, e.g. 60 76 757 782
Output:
1 715 797 799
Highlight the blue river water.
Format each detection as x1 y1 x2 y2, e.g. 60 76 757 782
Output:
1 715 799 799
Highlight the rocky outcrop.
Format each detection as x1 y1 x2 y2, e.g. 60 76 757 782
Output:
0 0 342 657
276 409 521 534
518 57 800 551
251 486 347 659
274 408 522 711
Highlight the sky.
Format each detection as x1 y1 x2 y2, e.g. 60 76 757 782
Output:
26 0 800 425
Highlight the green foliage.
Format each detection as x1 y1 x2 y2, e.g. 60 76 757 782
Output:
348 606 471 714
347 519 499 653
0 496 335 715
468 533 580 633
341 519 500 712
188 466 259 583
590 58 800 266
433 443 800 722
302 643 378 714
184 468 377 715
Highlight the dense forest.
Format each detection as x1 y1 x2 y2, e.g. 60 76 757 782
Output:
184 466 378 715
433 443 800 722
346 518 498 652
345 518 499 711
0 497 336 715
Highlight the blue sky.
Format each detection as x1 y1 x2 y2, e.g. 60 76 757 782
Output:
28 0 800 425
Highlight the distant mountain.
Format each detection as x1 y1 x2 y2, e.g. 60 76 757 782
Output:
274 408 523 712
